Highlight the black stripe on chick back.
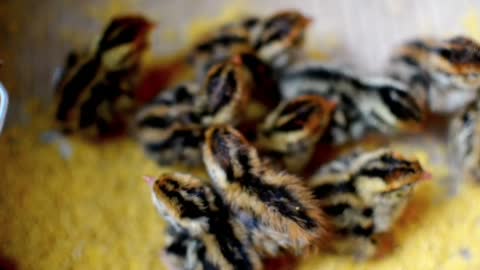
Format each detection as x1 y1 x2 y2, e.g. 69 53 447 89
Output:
195 34 249 52
98 17 149 53
153 85 197 106
196 243 221 270
56 57 102 122
158 178 215 219
209 218 255 270
282 67 364 90
312 181 356 200
77 82 112 128
378 87 422 121
235 150 318 230
207 69 237 115
355 166 415 180
393 55 421 68
165 227 191 257
137 115 174 129
273 104 317 132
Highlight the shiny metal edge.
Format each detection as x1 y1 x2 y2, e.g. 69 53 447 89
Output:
0 82 9 134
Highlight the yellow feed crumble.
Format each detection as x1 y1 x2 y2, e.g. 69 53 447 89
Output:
1 108 480 270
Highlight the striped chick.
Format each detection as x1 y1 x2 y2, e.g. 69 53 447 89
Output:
146 173 262 270
389 36 480 113
134 89 205 166
198 57 253 125
203 125 328 256
55 15 153 137
308 148 428 259
280 62 423 145
257 95 335 173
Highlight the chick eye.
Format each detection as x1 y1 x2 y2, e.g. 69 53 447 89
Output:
437 48 452 60
243 17 260 28
437 47 473 64
362 208 373 217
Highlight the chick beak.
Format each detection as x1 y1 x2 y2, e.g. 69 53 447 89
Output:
231 54 243 65
420 171 432 181
143 176 156 187
146 20 156 30
303 16 313 27
326 100 337 112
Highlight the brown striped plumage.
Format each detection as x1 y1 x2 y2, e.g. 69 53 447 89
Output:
257 95 335 172
134 83 205 166
54 15 153 137
280 62 423 145
308 148 428 259
199 57 253 125
146 173 262 270
188 29 254 82
253 10 311 70
203 125 328 256
135 55 254 167
389 36 480 113
188 10 310 80
231 52 282 109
